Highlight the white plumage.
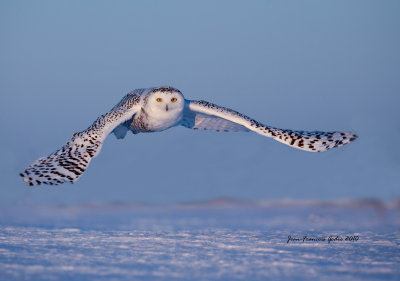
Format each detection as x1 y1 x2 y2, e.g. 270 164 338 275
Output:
20 86 357 186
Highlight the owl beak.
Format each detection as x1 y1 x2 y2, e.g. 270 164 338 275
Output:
165 105 168 111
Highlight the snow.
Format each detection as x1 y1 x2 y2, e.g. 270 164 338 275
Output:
0 199 399 281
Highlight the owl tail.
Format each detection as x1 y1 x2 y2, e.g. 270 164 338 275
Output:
270 128 358 152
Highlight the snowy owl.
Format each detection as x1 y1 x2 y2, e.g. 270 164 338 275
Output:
20 86 357 186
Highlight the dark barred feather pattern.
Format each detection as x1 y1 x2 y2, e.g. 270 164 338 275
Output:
20 92 141 186
270 128 357 152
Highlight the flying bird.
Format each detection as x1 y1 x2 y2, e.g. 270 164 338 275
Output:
20 86 357 186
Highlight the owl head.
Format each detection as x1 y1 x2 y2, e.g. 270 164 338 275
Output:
146 86 185 115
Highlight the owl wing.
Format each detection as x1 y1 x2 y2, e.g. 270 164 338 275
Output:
183 100 358 152
181 105 250 132
20 92 142 186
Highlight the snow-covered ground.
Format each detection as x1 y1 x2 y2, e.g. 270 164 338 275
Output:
0 199 399 281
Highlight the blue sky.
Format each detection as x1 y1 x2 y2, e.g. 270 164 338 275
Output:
0 0 399 205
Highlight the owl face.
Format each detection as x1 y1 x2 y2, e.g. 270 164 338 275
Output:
146 88 185 116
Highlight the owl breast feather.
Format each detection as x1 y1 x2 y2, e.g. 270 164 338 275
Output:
130 107 183 133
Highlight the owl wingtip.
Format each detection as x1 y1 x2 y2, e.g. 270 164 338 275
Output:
348 132 358 142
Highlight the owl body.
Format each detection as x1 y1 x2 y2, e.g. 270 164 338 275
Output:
20 86 358 186
129 88 185 133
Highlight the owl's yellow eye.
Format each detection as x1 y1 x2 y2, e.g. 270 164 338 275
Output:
171 98 177 102
156 98 162 102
